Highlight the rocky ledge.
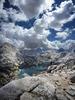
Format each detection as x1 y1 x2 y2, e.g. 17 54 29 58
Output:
0 70 75 100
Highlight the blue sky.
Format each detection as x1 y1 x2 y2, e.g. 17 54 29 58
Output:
0 0 75 49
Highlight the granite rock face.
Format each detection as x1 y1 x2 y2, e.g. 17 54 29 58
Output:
0 75 55 100
0 43 22 87
47 50 75 73
0 70 75 100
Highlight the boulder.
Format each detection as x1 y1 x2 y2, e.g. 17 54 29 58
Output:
0 75 55 100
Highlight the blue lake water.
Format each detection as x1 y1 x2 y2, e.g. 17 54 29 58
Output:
19 65 48 78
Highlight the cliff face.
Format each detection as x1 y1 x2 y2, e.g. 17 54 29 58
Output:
0 43 22 87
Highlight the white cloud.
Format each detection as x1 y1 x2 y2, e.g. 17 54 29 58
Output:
52 0 75 30
0 0 75 50
47 39 75 50
0 9 9 22
56 31 68 39
0 0 54 21
35 0 75 41
72 28 75 31
55 27 74 40
42 0 75 31
61 40 75 50
1 0 53 49
0 21 52 49
0 0 5 10
8 0 54 19
0 34 25 48
0 7 27 22
0 0 37 22
8 8 27 21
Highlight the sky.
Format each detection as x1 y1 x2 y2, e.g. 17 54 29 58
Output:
0 0 75 50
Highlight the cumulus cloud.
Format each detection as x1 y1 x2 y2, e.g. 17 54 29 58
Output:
61 40 75 50
0 21 52 49
0 34 25 48
42 0 75 31
8 0 54 19
0 4 27 22
0 0 75 50
0 0 5 10
0 0 54 49
0 0 54 21
47 39 75 50
51 0 75 30
56 32 69 39
38 0 75 40
55 28 71 40
7 8 27 21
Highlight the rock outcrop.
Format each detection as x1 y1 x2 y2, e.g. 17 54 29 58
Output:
0 43 22 87
47 50 75 73
0 70 75 100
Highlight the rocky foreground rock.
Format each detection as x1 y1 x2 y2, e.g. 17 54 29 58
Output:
0 70 75 100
